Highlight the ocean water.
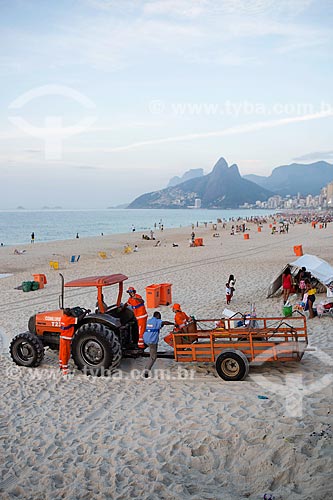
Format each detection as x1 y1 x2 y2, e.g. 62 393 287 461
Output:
0 208 276 246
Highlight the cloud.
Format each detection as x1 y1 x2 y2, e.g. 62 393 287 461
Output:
2 0 328 73
293 150 333 162
67 108 333 154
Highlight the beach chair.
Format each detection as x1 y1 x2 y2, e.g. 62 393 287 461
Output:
49 261 59 270
70 255 80 263
123 245 132 254
98 251 107 259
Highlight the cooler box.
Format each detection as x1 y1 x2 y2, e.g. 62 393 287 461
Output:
159 283 172 306
145 284 161 308
32 273 47 289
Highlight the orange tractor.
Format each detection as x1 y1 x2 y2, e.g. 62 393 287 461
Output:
10 274 142 375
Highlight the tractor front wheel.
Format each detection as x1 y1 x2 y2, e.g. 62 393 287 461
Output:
215 349 249 381
71 323 122 376
10 332 45 367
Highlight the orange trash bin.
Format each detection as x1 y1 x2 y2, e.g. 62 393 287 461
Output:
145 284 161 308
159 283 172 305
244 234 250 240
194 238 203 246
32 274 47 289
257 227 262 232
293 245 303 256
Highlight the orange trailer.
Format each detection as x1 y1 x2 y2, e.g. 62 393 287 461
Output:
171 313 308 381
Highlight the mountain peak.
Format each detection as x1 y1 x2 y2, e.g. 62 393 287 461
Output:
212 157 228 173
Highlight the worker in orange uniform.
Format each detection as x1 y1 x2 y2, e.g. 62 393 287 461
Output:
59 308 77 375
126 287 148 349
172 303 190 331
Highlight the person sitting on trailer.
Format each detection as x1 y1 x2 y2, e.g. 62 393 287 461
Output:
172 303 190 331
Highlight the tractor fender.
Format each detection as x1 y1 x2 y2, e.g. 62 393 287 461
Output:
79 313 121 331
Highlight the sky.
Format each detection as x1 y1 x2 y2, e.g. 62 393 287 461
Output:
1 0 333 208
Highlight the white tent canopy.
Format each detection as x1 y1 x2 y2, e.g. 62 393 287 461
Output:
290 254 333 285
267 254 333 298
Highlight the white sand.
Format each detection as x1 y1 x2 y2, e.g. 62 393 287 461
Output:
0 221 332 499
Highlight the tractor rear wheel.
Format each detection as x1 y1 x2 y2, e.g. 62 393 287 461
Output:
215 349 249 381
10 332 45 367
71 323 122 376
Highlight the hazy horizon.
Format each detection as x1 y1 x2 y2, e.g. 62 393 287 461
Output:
1 0 332 208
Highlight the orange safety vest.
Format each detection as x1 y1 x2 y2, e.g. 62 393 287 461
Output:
59 314 77 374
174 311 189 331
127 294 148 320
60 315 77 340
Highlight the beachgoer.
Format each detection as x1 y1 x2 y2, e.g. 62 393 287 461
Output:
150 230 154 240
143 311 174 377
31 232 35 244
76 233 79 239
59 308 77 375
154 240 161 247
172 304 190 331
126 287 148 348
131 225 135 232
303 279 316 319
296 266 307 299
133 245 139 252
191 231 195 243
225 283 232 305
228 274 236 298
14 249 26 255
282 266 293 304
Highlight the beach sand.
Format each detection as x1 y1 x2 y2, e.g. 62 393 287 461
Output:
0 220 332 499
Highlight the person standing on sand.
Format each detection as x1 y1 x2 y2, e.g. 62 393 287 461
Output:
143 311 174 377
303 279 316 319
31 232 35 243
125 287 148 348
225 283 232 305
282 266 292 304
59 308 77 375
228 274 236 298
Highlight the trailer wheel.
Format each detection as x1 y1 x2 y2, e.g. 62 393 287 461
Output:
10 332 45 367
72 323 122 376
215 350 249 381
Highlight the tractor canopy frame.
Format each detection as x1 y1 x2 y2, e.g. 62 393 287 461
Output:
63 274 128 313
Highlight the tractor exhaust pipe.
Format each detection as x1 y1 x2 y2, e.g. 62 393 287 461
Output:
59 273 65 309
